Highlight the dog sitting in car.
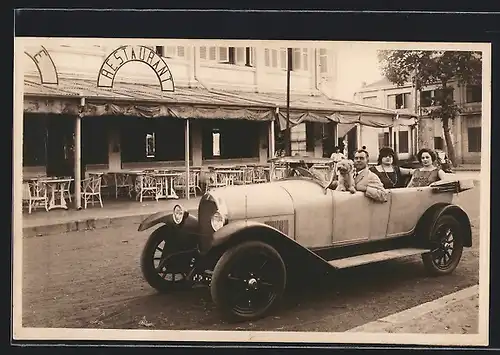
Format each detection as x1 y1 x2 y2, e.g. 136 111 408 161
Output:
331 158 356 193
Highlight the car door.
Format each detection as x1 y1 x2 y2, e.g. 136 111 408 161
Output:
331 189 392 245
367 189 392 241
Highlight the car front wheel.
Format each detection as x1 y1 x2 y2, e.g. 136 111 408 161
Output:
210 241 286 322
422 215 464 276
140 226 197 293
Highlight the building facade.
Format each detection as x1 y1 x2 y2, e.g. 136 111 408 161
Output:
22 40 413 186
22 42 343 178
353 77 482 164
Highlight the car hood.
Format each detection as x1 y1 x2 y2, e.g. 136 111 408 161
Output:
206 179 325 220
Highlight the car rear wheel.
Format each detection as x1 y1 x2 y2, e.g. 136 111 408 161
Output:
140 226 197 293
422 215 464 276
210 241 286 321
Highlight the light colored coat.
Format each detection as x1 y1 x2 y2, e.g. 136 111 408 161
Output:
354 167 389 203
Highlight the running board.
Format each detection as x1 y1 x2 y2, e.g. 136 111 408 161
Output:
327 247 429 269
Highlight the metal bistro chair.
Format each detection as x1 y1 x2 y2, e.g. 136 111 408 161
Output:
135 173 159 202
23 180 49 214
205 170 228 192
81 175 103 209
114 173 134 199
253 166 268 184
174 171 202 198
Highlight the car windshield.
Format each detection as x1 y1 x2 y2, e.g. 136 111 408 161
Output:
274 163 331 187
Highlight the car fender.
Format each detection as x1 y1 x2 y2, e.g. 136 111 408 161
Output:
138 211 199 233
415 203 472 247
201 219 332 270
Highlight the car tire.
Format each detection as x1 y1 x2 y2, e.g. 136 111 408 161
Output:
210 241 286 322
140 226 196 293
422 214 464 276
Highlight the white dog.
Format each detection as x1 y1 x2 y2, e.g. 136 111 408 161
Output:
334 159 356 194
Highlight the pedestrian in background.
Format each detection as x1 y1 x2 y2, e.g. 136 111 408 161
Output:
330 146 346 163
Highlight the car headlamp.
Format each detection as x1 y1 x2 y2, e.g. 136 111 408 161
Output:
172 204 185 224
210 211 225 231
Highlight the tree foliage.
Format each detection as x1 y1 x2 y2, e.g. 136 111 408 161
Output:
377 50 482 166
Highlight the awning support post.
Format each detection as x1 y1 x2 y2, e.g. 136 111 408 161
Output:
269 120 275 158
74 113 82 210
185 118 190 200
285 47 292 156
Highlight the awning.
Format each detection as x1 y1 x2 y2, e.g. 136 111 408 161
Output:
337 123 357 138
23 75 417 127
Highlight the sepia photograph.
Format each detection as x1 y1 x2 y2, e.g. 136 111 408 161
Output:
12 37 491 346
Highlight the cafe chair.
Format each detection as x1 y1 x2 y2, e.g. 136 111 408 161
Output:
135 174 159 202
114 173 134 199
81 175 103 209
174 171 201 198
24 180 49 214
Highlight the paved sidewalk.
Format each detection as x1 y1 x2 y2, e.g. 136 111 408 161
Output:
21 197 201 237
347 285 480 334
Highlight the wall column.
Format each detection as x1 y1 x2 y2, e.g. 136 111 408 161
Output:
74 114 82 209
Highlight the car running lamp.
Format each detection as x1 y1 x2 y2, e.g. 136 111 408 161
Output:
211 211 225 231
172 204 185 224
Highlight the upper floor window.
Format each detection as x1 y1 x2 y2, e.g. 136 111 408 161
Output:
319 48 328 74
466 85 482 103
200 46 255 67
387 92 412 109
155 46 186 59
420 88 454 107
362 96 378 106
264 48 309 71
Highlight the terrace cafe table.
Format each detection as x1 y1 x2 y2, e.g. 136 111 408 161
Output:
38 177 74 211
153 172 182 200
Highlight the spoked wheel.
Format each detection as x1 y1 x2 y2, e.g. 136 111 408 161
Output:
210 241 286 321
140 226 198 293
422 215 464 276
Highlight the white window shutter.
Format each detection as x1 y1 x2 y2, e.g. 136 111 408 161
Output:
293 48 301 71
264 48 270 66
319 48 328 74
199 46 207 60
177 46 185 57
272 49 278 68
209 47 217 61
302 48 308 71
279 48 286 69
249 47 255 66
235 47 245 64
218 47 229 62
166 46 176 58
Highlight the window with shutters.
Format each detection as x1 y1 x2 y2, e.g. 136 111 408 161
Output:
199 46 255 66
264 47 309 71
156 46 186 59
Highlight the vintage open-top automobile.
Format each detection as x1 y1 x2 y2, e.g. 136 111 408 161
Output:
138 157 475 322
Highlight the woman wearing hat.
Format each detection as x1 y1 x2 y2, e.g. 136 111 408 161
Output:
369 146 415 189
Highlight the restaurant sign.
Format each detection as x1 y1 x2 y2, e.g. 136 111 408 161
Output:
24 45 59 85
97 45 175 92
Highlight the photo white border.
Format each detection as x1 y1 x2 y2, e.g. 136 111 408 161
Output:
12 37 491 347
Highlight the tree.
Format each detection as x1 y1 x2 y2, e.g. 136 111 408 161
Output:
377 50 482 166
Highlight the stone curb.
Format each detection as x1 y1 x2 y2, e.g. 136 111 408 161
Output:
346 284 479 333
22 208 198 237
